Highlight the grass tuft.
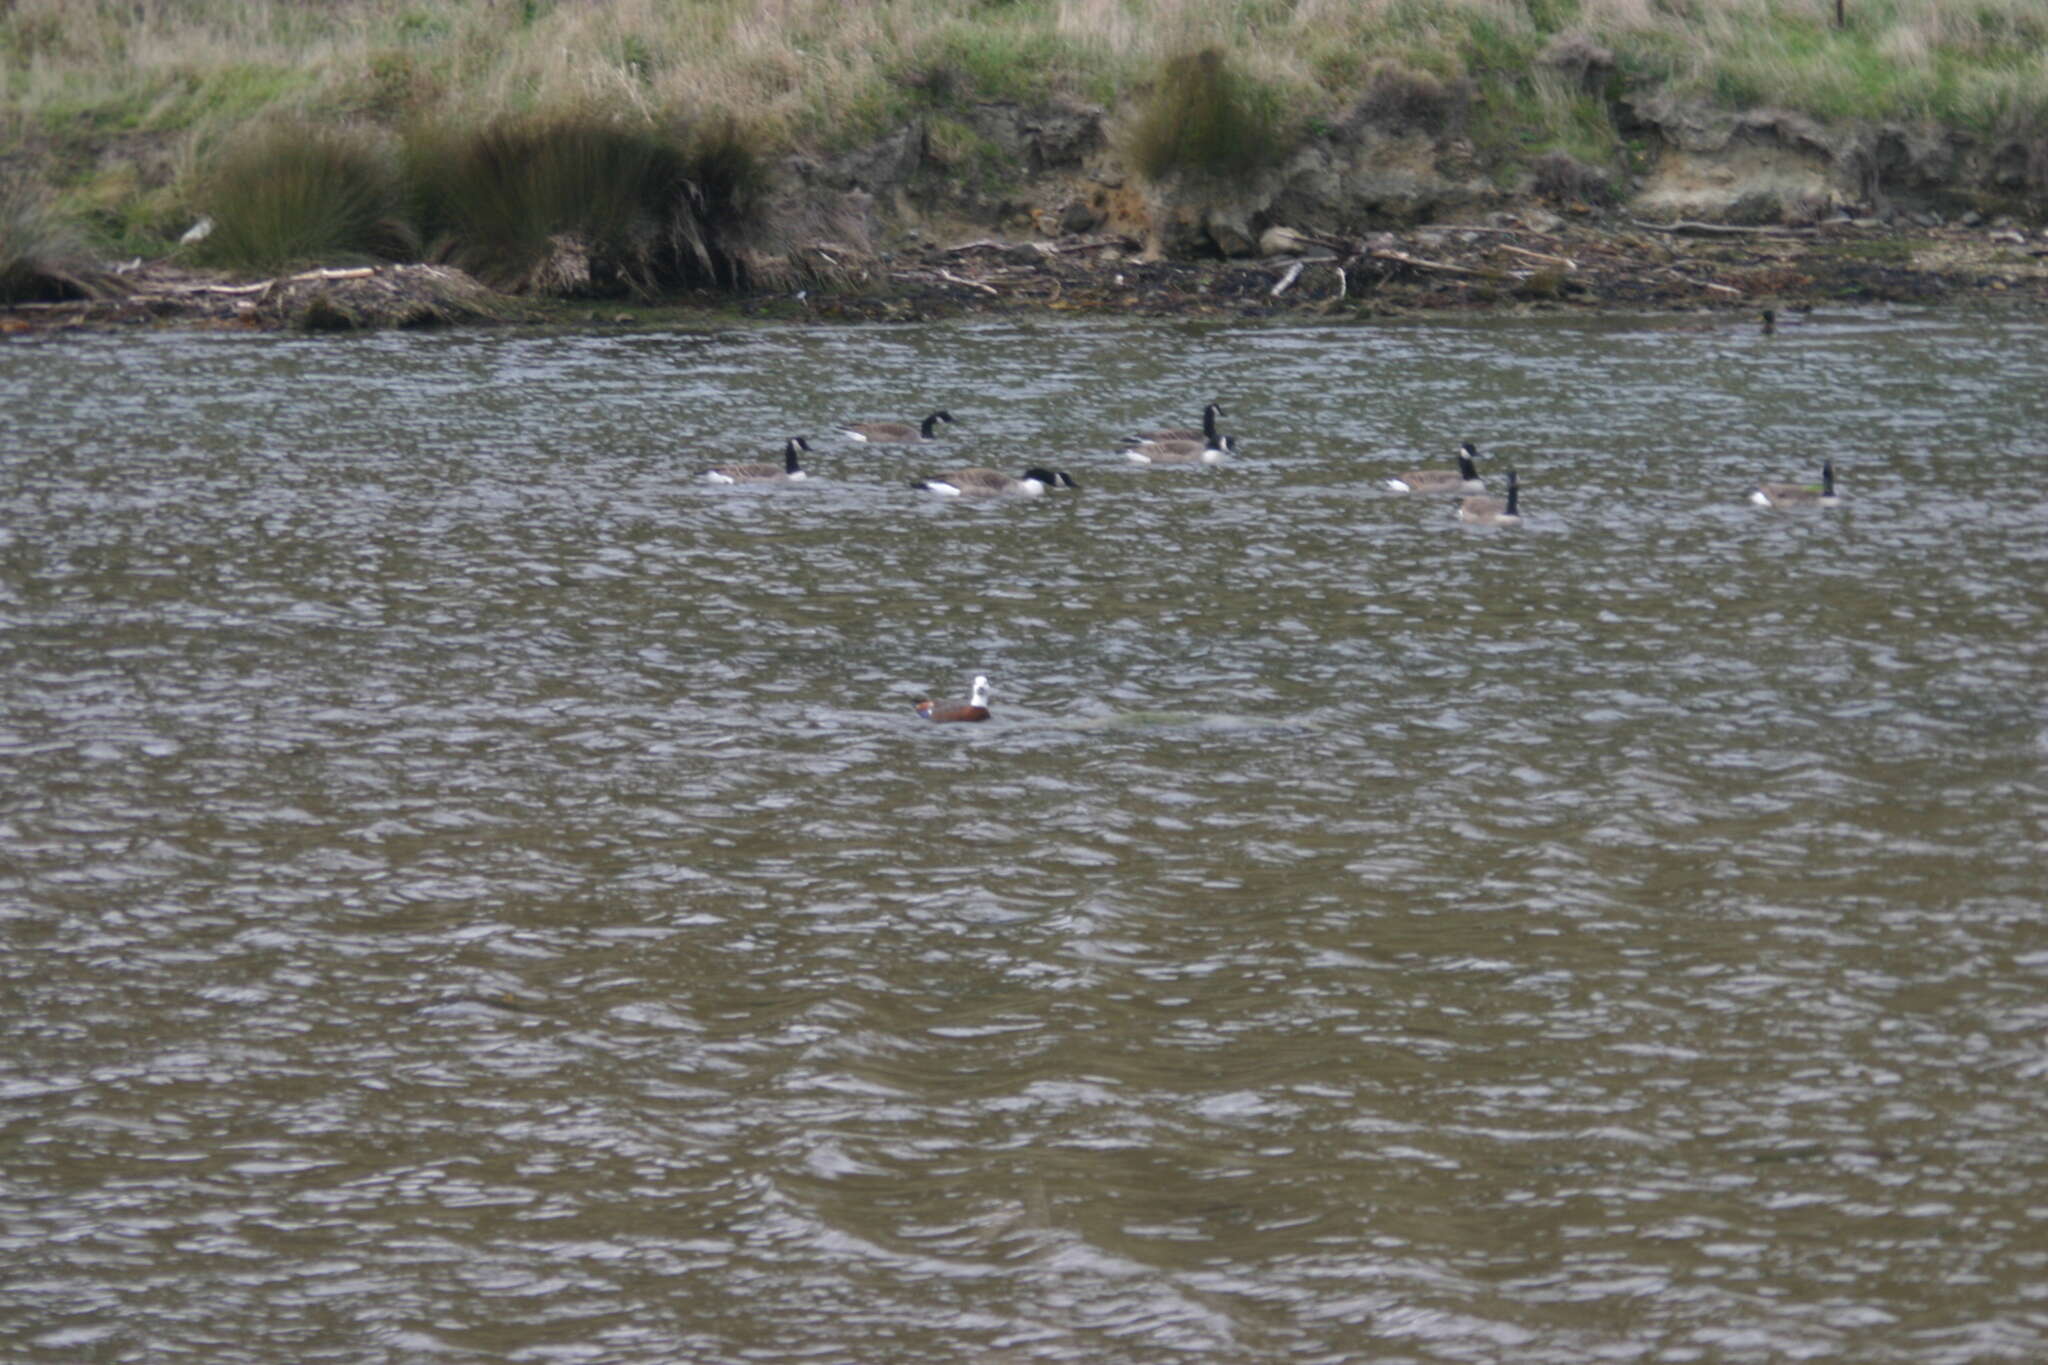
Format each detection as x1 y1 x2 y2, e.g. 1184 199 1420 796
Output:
1125 46 1287 185
1 168 120 302
405 112 765 296
192 122 413 271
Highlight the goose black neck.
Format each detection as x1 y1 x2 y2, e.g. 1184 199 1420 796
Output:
1202 404 1221 439
1504 473 1519 515
1820 460 1834 495
784 439 803 473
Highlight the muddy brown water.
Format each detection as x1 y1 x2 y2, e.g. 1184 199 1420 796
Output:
3 311 2045 1363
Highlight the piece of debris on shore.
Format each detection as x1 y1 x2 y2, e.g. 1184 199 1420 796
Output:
3 261 523 333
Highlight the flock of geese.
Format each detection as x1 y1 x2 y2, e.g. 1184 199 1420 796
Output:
703 402 1842 721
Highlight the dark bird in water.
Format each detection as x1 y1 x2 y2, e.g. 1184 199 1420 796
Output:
706 437 810 483
916 675 992 722
838 411 956 443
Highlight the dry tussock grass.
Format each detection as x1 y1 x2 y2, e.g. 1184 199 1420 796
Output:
9 0 2045 136
6 0 2047 267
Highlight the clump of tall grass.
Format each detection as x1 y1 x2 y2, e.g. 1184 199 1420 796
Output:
190 123 413 271
1352 60 1469 134
0 168 117 302
1124 47 1288 185
405 113 766 296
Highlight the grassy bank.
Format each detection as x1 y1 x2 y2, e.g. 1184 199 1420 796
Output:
4 0 2047 283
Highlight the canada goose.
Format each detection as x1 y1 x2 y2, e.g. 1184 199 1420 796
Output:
1751 459 1839 508
915 466 1078 497
1387 441 1485 493
1135 402 1227 444
1761 308 1777 335
917 675 992 723
838 410 955 443
1124 432 1233 465
706 437 810 484
1457 468 1521 525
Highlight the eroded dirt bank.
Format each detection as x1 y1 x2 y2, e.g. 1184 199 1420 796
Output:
6 210 2044 336
7 89 2048 334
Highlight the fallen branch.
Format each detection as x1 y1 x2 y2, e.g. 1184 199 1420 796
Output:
1633 219 1816 239
936 268 1000 296
1047 234 1141 255
1368 249 1502 279
1664 268 1745 296
140 266 379 298
1270 261 1304 296
1497 243 1577 271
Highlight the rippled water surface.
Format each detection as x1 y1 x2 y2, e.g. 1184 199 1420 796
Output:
4 310 2047 1363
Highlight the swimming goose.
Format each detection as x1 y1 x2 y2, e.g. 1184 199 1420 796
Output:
916 466 1078 497
838 411 955 443
1457 469 1521 525
1387 442 1485 493
1751 459 1839 508
916 675 992 723
1135 402 1227 444
1124 432 1233 465
706 437 810 484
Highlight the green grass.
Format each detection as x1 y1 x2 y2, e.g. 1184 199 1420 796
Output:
405 113 764 294
4 0 2044 153
4 0 2046 276
0 166 112 301
192 122 412 271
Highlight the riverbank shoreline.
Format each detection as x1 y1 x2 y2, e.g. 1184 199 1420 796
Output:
7 209 2047 336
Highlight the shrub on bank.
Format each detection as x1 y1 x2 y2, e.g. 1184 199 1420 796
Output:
1124 47 1287 186
0 169 116 303
191 123 414 271
404 113 766 295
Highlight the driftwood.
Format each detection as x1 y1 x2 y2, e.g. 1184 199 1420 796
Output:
1497 243 1577 271
1366 248 1505 279
937 268 999 296
141 266 378 298
1663 268 1745 296
1269 261 1304 296
1633 219 1817 239
947 234 1139 257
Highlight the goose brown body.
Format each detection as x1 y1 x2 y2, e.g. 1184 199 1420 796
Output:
839 411 955 443
916 675 992 722
1751 459 1839 507
1457 469 1521 525
706 437 809 483
1388 442 1485 493
916 466 1078 497
1124 432 1232 465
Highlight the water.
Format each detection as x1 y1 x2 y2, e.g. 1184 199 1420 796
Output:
2 310 2045 1363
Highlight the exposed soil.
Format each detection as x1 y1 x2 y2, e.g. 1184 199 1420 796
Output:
5 211 2046 336
770 212 2048 323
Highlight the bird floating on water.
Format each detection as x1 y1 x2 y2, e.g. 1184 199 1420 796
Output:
1750 459 1840 508
1457 468 1521 525
839 411 956 443
917 675 992 722
915 466 1078 497
705 437 810 483
1388 441 1486 494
